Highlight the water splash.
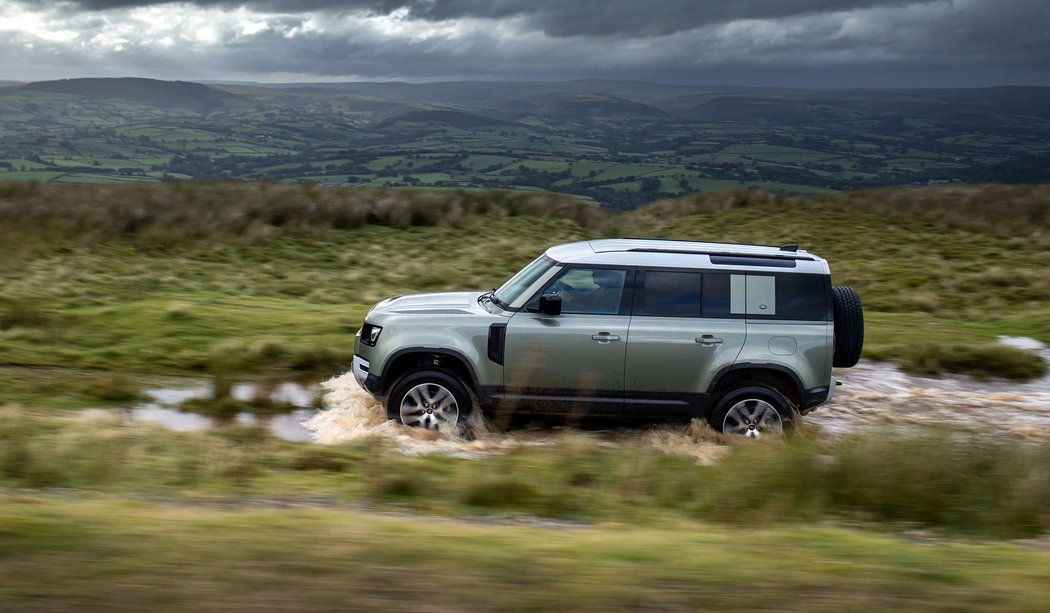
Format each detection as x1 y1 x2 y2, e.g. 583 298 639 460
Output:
303 371 729 462
304 337 1050 457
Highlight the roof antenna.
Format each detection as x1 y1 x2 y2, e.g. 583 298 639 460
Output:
780 244 799 252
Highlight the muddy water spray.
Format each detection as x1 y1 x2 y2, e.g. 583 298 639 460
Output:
305 338 1050 457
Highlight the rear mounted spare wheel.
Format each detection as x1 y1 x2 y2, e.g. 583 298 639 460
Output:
831 285 864 368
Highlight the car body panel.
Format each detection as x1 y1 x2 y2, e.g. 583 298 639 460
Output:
624 315 746 416
502 311 629 416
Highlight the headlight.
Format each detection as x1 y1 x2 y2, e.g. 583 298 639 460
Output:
361 323 383 347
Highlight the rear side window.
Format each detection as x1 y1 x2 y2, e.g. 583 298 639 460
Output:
776 274 829 321
631 270 829 321
635 270 702 317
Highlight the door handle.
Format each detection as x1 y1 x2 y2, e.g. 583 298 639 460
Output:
696 335 723 346
592 332 621 342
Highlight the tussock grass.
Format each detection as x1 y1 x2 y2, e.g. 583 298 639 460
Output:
0 182 1047 381
0 296 51 330
4 406 1050 537
0 182 607 252
633 183 1050 237
5 496 1050 611
865 341 1048 380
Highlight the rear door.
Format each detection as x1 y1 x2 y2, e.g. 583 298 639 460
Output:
503 266 633 416
624 270 746 417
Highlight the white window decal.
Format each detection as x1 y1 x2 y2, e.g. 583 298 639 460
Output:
730 274 746 314
745 276 776 315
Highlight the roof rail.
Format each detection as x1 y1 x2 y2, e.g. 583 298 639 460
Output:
624 248 815 261
620 237 783 250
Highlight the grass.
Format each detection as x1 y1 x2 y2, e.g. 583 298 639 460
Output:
0 181 1047 382
1 180 1049 607
4 406 1050 538
3 496 1050 611
866 341 1048 380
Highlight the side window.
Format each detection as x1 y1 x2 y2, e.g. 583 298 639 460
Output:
706 273 829 320
635 270 702 317
701 273 732 317
776 274 830 321
542 267 628 315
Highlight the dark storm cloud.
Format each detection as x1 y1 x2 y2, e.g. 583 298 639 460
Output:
45 0 922 37
4 0 1050 86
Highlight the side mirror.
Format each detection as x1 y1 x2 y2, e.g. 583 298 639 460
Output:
539 294 562 316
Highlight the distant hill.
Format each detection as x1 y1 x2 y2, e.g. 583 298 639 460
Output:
3 76 1050 207
375 109 516 129
532 93 669 122
684 96 820 123
21 77 230 111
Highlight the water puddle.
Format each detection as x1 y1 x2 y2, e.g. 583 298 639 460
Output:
306 337 1050 457
103 337 1050 455
809 336 1050 438
126 380 318 442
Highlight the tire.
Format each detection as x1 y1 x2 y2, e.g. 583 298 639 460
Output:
387 369 473 434
707 385 793 438
831 285 864 368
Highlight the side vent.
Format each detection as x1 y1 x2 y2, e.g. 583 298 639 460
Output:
487 323 507 365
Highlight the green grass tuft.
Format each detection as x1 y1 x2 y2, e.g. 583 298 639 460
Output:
867 342 1047 380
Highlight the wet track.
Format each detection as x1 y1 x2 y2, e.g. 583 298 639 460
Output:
304 337 1050 460
811 337 1050 439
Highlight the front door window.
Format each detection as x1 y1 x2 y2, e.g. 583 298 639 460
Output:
542 267 628 315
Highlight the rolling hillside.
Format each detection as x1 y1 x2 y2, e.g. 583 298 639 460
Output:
2 77 1049 208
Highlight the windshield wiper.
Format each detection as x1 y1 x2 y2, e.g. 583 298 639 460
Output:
480 288 508 310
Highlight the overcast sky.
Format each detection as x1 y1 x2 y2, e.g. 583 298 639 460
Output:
1 0 1047 87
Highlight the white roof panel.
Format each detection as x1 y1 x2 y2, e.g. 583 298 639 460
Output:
544 238 828 274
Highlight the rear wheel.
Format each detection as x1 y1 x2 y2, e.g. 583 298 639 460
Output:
387 369 473 433
707 385 793 438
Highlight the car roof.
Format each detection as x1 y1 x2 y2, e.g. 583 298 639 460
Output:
545 239 830 274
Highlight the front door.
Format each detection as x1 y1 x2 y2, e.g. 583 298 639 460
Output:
502 266 632 417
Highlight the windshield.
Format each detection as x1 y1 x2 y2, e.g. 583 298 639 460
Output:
492 254 560 309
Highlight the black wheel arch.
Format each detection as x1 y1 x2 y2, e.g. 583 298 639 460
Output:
379 347 479 396
706 363 804 411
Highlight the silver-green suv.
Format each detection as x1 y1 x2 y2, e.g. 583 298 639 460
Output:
353 239 864 437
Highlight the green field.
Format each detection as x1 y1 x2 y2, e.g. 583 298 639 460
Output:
2 181 1050 609
3 78 1050 210
0 181 1046 381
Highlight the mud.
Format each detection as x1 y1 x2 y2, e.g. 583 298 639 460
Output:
304 337 1050 458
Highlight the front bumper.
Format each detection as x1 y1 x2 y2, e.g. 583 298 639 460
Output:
352 355 383 395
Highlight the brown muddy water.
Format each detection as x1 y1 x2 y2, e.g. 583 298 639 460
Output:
116 337 1050 460
809 336 1050 439
125 381 318 442
305 336 1050 461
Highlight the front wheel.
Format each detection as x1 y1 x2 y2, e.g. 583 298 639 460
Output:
387 369 473 433
707 385 793 438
